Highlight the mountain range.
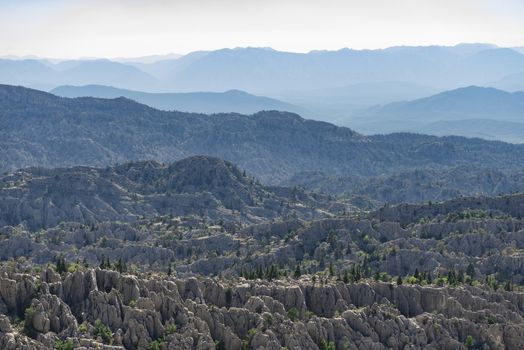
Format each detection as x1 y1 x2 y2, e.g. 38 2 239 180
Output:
3 85 524 184
51 85 303 114
3 44 524 137
48 84 524 144
3 44 524 98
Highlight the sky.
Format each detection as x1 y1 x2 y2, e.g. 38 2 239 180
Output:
0 0 523 59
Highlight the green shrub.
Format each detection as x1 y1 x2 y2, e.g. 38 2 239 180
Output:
164 322 177 335
67 263 81 273
405 276 419 284
149 339 163 350
304 310 315 319
54 339 74 350
321 340 336 350
465 335 474 349
23 307 36 334
287 307 299 321
93 319 113 345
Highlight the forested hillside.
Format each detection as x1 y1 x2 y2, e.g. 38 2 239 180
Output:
2 85 524 185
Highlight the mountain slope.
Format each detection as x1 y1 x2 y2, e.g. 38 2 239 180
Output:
3 85 524 183
0 156 341 229
51 85 304 114
275 81 439 122
349 86 524 142
361 86 524 121
55 60 157 90
283 165 524 205
415 119 524 144
494 71 524 92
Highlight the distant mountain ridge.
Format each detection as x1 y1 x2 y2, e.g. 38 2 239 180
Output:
3 44 524 93
145 45 524 92
494 71 524 92
370 86 524 120
51 85 304 114
4 44 524 127
0 58 156 91
349 86 524 143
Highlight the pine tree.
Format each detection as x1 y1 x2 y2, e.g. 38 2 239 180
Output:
343 270 350 284
115 258 123 273
504 279 513 291
426 272 432 285
329 262 335 277
99 256 107 270
396 276 403 285
374 270 380 281
293 265 301 278
458 269 465 284
447 269 458 286
56 255 67 274
466 262 475 278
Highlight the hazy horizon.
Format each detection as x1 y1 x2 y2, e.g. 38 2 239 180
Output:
1 43 521 62
1 0 523 59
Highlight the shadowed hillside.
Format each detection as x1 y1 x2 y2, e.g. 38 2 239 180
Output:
3 85 524 184
0 156 343 229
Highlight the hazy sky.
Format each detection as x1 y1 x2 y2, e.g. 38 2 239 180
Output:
1 0 523 58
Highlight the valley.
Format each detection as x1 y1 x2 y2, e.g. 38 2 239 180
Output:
1 6 524 347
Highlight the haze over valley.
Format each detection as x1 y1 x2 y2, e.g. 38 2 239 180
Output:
1 1 524 349
4 43 524 142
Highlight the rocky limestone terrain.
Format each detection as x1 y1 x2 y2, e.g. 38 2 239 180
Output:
0 266 522 350
2 188 524 284
0 156 346 230
1 154 524 349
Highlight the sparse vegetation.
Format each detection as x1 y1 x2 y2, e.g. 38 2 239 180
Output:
54 339 74 350
93 319 113 345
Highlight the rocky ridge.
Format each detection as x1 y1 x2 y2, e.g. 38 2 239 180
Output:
0 266 522 349
0 156 346 229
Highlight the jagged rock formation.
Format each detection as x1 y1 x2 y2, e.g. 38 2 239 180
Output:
2 186 524 287
0 156 345 229
0 267 522 349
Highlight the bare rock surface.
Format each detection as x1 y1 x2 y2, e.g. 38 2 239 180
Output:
0 267 521 349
